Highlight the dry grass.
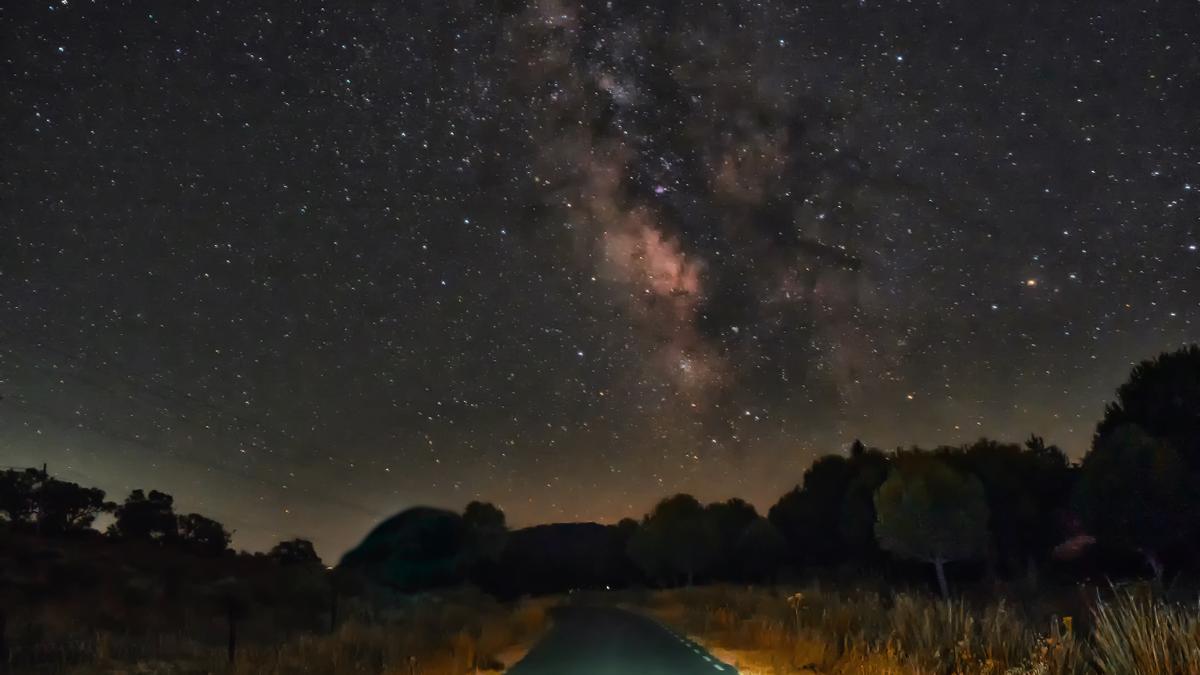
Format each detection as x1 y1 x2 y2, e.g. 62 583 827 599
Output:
1090 590 1200 675
627 585 1198 675
18 591 554 675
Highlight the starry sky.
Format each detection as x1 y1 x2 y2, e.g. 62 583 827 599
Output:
2 0 1198 561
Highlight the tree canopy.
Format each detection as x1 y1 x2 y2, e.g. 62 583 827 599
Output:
628 494 720 586
1095 345 1200 471
1074 425 1193 582
110 489 179 542
177 513 233 556
0 467 112 535
874 456 990 597
269 538 323 567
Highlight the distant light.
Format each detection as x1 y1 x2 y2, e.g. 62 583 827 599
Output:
1025 279 1038 287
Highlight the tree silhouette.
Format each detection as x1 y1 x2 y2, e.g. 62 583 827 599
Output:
769 454 857 566
1074 425 1193 583
177 513 232 555
735 517 786 583
0 468 113 535
35 477 113 535
0 468 42 527
462 501 508 563
110 489 178 542
874 456 990 597
706 498 759 579
1096 345 1200 472
628 494 719 586
938 438 1073 579
839 445 891 563
269 538 323 566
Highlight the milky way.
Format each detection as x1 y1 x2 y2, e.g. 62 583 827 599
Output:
2 1 1197 559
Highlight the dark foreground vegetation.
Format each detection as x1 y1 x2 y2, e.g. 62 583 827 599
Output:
3 345 1200 673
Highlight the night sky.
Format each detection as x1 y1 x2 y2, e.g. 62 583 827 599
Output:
2 1 1197 560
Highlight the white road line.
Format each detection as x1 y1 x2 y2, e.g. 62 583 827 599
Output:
712 665 726 671
703 655 713 662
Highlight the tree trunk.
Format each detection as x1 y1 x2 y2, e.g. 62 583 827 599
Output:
227 605 237 665
933 558 949 599
330 590 339 633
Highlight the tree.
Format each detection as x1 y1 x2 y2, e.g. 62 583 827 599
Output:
874 456 990 597
628 494 719 586
0 468 113 535
1095 345 1200 472
839 447 891 561
769 455 856 565
938 437 1074 579
0 468 42 527
34 477 112 535
462 501 508 563
110 489 178 542
1074 425 1192 583
269 538 323 567
735 517 786 583
177 513 232 555
706 498 759 579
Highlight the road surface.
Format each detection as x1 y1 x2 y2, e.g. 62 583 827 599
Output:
507 605 738 675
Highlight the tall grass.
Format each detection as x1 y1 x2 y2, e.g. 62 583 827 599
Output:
1091 591 1200 675
15 591 553 675
633 585 1198 675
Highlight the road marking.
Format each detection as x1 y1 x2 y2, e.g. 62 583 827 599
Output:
703 655 713 662
712 665 726 671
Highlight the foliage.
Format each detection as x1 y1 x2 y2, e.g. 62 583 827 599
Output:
628 494 720 585
177 512 233 556
874 456 990 596
269 538 323 566
706 498 760 578
938 437 1075 575
838 444 891 560
462 500 508 565
1095 344 1200 470
110 489 179 542
0 467 40 525
1074 425 1193 580
734 517 787 582
769 454 857 565
0 467 112 534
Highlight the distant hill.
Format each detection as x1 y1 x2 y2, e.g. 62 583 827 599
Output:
339 507 467 592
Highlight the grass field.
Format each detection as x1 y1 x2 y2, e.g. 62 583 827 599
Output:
623 584 1200 675
9 588 552 675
